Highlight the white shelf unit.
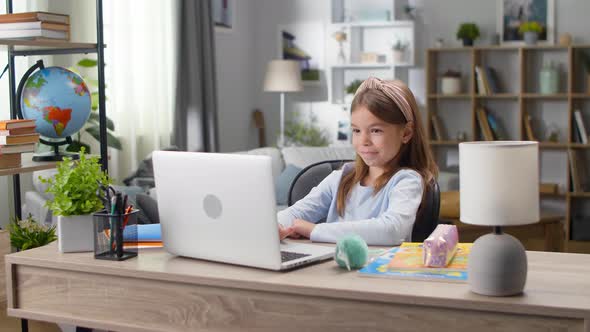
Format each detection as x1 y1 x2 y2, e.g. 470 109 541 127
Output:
328 0 415 104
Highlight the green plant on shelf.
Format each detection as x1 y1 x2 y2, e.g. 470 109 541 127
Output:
345 79 364 95
518 21 543 34
8 214 57 251
66 58 122 153
456 23 480 43
284 111 330 147
392 39 409 51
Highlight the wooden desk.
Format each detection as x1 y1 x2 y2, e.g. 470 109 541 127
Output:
5 242 590 332
452 213 565 252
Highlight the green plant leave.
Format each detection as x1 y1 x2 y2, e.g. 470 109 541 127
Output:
8 214 57 251
38 148 112 216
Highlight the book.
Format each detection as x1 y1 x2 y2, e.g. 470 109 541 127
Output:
476 108 494 140
0 126 36 136
0 133 39 145
123 241 163 249
474 66 488 95
358 247 468 283
0 143 35 155
387 242 472 273
431 113 445 141
574 110 588 145
0 21 69 31
568 149 582 192
0 119 35 130
486 111 505 140
524 112 536 141
484 66 501 94
0 28 69 40
122 224 162 242
0 153 21 169
0 12 69 25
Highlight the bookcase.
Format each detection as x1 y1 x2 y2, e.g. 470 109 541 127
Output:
1 1 108 331
426 44 590 254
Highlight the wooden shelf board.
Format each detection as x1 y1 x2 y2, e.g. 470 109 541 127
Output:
0 153 57 176
428 94 471 99
427 47 472 52
568 192 590 198
539 142 568 149
0 39 97 49
572 93 590 98
474 94 519 99
429 140 460 146
522 93 569 99
566 241 590 254
331 63 411 69
569 143 590 148
522 45 569 50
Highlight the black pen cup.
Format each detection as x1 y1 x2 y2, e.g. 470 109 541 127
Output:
93 209 139 261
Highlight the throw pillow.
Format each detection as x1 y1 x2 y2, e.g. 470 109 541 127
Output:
136 193 160 224
275 164 302 206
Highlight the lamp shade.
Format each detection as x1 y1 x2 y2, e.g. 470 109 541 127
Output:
459 141 539 226
263 60 303 92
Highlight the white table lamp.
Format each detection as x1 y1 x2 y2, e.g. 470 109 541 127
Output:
459 141 539 296
263 60 303 147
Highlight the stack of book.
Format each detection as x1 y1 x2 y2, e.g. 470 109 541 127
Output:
0 119 39 169
476 107 506 141
0 12 70 41
474 66 502 95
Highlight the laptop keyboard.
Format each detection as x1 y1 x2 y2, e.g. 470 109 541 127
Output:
281 251 311 262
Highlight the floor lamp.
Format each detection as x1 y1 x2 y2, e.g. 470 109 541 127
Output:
263 60 303 147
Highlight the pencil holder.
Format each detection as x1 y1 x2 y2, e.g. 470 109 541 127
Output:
93 209 139 261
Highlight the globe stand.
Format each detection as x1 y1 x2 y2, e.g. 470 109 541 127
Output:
33 136 80 162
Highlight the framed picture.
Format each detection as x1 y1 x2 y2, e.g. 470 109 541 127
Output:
277 23 324 86
213 0 234 32
497 0 554 45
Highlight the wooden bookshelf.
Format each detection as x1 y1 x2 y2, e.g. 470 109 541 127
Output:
0 153 57 176
426 45 590 253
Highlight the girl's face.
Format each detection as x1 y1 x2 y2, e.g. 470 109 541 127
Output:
351 106 411 170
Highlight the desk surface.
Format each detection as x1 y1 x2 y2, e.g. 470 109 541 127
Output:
6 242 590 322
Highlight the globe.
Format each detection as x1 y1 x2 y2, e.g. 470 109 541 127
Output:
20 66 91 140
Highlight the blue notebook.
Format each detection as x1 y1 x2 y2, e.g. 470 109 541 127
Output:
123 224 162 242
358 247 468 283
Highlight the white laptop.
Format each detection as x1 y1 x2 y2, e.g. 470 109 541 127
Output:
152 150 335 270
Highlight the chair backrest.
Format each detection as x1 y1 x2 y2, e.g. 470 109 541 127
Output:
288 159 352 207
287 161 440 241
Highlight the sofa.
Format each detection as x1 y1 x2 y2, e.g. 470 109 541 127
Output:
24 146 460 225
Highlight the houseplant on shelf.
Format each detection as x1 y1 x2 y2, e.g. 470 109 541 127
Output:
39 147 112 252
456 23 480 46
391 39 409 63
344 79 363 104
284 111 330 147
519 21 543 45
8 214 57 251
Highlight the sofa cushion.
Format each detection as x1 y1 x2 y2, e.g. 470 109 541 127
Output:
281 146 356 169
136 193 160 224
275 164 302 205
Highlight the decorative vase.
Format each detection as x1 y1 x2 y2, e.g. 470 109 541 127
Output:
462 38 473 47
57 214 94 253
539 64 559 94
441 77 461 95
392 50 405 63
524 32 538 45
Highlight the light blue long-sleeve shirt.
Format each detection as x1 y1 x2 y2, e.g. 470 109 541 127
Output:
277 163 424 246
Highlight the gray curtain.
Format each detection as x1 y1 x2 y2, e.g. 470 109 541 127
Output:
173 0 219 152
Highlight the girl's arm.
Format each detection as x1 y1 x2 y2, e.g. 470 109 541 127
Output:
310 172 424 246
277 170 341 228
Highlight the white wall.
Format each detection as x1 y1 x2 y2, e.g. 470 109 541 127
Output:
215 0 590 152
214 0 259 152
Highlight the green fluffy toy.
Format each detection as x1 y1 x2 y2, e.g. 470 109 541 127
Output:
335 234 369 270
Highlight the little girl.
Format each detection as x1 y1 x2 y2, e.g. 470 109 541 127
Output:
277 77 438 246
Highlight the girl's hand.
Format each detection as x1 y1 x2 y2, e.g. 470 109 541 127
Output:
278 224 294 240
292 219 316 239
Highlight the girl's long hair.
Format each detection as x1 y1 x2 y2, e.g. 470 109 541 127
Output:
336 79 438 217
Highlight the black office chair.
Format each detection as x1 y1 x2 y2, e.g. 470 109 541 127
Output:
287 159 440 242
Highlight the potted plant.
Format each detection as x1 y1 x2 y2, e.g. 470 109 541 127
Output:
440 69 462 95
344 79 363 104
8 214 57 251
284 111 330 147
456 23 480 46
39 148 112 252
519 21 543 45
391 39 409 63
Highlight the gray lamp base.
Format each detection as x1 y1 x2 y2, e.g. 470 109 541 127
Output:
468 230 527 296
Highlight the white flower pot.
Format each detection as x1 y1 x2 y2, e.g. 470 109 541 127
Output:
392 50 405 63
57 214 94 253
441 77 461 95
